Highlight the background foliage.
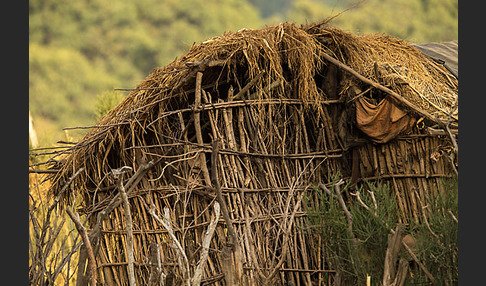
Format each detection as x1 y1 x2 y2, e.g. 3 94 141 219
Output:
29 0 458 146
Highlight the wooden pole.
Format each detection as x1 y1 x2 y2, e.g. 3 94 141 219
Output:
211 139 238 248
194 72 212 186
321 52 446 127
116 173 137 286
66 207 97 286
191 202 221 286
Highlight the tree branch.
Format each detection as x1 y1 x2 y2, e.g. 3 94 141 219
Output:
66 207 97 286
211 139 238 248
321 52 447 128
191 202 221 286
141 198 190 285
113 167 137 286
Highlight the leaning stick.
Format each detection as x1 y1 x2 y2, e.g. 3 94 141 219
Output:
233 71 265 100
321 52 445 127
211 139 238 248
66 207 97 286
194 72 212 185
392 229 437 286
113 167 137 286
191 201 221 286
142 198 190 285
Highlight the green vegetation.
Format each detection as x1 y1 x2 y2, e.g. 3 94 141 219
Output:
409 179 458 285
306 178 399 284
94 91 125 119
29 0 457 147
284 0 458 43
306 177 458 285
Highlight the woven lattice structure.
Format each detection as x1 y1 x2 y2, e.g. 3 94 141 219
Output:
47 21 457 285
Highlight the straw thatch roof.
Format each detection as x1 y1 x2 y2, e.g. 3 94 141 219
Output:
45 20 458 285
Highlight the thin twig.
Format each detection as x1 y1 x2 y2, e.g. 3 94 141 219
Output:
368 190 378 215
448 209 458 223
415 191 439 240
350 190 372 212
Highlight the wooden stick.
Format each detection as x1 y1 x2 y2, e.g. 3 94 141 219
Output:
319 180 355 242
148 241 165 285
383 226 403 286
248 79 281 100
211 139 238 248
142 198 190 285
191 202 221 286
243 266 336 273
194 72 212 185
66 207 97 286
233 71 265 100
321 52 446 127
113 169 137 286
394 259 410 286
390 228 437 286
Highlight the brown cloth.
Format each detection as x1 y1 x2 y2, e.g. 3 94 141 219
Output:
356 97 415 143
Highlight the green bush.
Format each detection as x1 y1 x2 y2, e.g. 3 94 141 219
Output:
408 178 458 285
306 177 458 285
95 90 125 119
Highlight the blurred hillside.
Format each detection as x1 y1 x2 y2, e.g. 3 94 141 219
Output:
29 0 457 147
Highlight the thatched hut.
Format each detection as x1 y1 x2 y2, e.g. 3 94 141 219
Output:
46 20 458 285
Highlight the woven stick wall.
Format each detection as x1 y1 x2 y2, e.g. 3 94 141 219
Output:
47 21 457 285
92 94 343 285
